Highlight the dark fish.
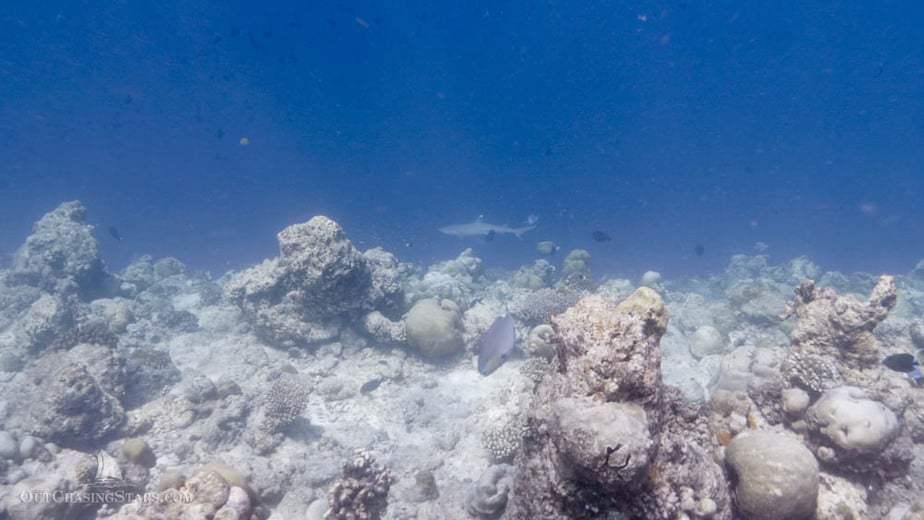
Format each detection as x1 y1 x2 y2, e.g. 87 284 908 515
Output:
484 230 496 242
216 128 225 139
248 33 262 50
477 315 516 375
108 226 122 242
694 244 705 257
882 353 918 373
592 230 612 242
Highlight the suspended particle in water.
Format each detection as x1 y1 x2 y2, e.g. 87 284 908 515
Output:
239 137 250 146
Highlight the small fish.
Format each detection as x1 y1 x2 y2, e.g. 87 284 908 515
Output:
592 230 612 242
483 230 496 242
909 367 923 386
694 244 705 257
248 32 262 50
526 214 539 226
477 315 517 376
216 128 225 139
882 353 918 373
108 226 122 241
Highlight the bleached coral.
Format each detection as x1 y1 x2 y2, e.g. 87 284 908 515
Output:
404 298 465 358
465 464 514 519
524 324 555 359
509 259 555 289
724 431 819 520
784 276 897 368
481 415 527 463
404 249 484 307
806 386 900 454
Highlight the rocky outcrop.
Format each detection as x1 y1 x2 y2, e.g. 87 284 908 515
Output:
507 289 733 519
7 201 112 299
225 216 405 349
784 275 897 369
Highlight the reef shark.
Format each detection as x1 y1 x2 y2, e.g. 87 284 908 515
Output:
438 216 534 239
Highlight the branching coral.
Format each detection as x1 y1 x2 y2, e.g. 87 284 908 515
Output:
325 450 393 520
259 379 310 434
481 416 528 463
781 349 841 394
509 288 580 326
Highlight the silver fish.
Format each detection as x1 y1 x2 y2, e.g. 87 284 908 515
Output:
477 315 517 375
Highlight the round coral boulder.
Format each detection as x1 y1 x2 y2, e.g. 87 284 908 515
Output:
405 298 465 358
725 431 819 520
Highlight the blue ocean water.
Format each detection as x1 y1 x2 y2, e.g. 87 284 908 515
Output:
2 1 923 278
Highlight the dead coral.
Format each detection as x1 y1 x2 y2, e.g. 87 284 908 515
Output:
325 450 394 520
507 289 733 520
508 287 580 326
783 276 896 369
781 349 841 395
481 415 528 463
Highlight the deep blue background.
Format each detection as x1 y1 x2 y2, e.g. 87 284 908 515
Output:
1 1 922 278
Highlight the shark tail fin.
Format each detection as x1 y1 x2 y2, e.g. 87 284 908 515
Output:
513 226 535 238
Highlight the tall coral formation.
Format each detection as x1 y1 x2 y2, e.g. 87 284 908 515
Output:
784 275 897 369
508 288 732 519
776 276 913 476
8 201 111 298
225 216 404 348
